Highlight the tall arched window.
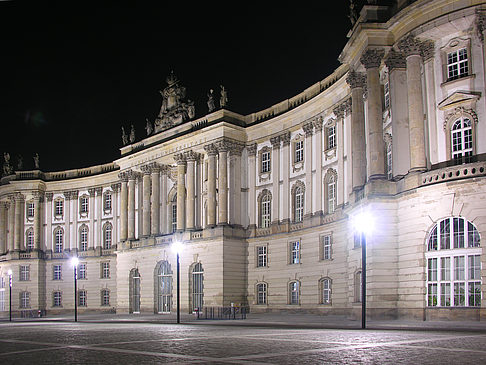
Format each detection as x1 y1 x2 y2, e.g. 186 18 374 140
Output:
258 190 272 228
354 271 362 303
451 118 473 160
291 182 305 223
54 228 63 253
191 263 204 311
324 169 337 214
103 222 112 249
129 268 141 313
156 261 172 313
25 228 34 251
79 225 88 251
256 282 267 305
426 217 481 307
320 278 332 305
289 281 300 305
171 194 177 233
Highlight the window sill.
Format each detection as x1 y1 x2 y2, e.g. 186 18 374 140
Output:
441 74 475 87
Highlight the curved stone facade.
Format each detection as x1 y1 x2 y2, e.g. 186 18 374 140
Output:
1 0 486 320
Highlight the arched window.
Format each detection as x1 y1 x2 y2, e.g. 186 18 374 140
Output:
451 118 473 160
191 263 204 312
129 268 141 313
324 169 337 214
291 182 305 223
171 194 177 233
256 282 267 305
79 225 88 251
354 271 362 303
426 217 481 307
258 190 272 228
25 228 34 251
103 223 112 250
320 278 332 305
54 228 63 253
156 261 172 313
289 281 300 305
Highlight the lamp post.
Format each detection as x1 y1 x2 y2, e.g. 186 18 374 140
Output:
7 269 12 322
71 257 79 322
353 211 374 329
172 241 183 324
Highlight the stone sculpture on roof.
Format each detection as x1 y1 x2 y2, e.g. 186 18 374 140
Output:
154 71 195 133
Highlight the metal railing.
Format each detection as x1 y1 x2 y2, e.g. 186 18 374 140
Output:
197 306 248 320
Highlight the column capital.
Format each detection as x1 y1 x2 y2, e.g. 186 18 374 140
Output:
13 192 24 202
280 131 291 146
32 191 44 201
246 143 258 156
88 188 96 196
45 192 54 202
420 40 435 61
228 141 245 156
215 139 231 153
111 183 121 193
0 200 10 209
313 116 324 131
184 150 200 162
95 187 103 196
384 50 407 71
71 190 79 200
270 136 280 149
346 70 367 89
174 152 187 165
398 35 422 57
333 103 345 119
140 164 153 175
476 11 486 41
302 121 314 137
204 143 218 156
360 48 385 69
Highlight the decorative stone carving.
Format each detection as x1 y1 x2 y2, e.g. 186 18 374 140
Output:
313 116 324 130
385 50 407 71
302 121 314 136
129 125 136 143
204 143 218 156
121 126 128 146
184 150 200 162
154 71 195 133
346 70 366 89
220 85 228 108
348 0 358 25
228 141 245 156
95 187 103 196
421 40 435 61
2 152 13 176
16 155 23 170
88 188 96 196
173 153 187 165
360 48 385 69
145 118 153 136
477 11 486 41
45 192 54 202
33 153 40 169
398 35 422 57
270 136 280 149
444 107 479 131
111 183 121 193
343 98 352 116
140 164 152 175
280 131 291 146
207 89 216 113
333 104 345 119
246 143 257 156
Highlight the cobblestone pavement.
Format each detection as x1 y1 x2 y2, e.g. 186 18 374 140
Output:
1 321 486 364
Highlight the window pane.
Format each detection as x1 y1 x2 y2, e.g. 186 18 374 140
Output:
440 257 450 281
428 283 437 306
468 282 481 307
440 219 450 250
454 282 465 306
468 255 480 280
454 256 465 281
428 258 437 281
440 283 451 307
453 218 465 248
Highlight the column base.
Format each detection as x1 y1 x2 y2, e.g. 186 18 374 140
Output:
409 166 427 173
368 173 386 180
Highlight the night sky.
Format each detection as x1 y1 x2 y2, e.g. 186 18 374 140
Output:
1 1 355 173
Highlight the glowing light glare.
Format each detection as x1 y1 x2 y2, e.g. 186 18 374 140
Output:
352 211 375 235
7 269 12 276
71 257 79 267
172 241 183 255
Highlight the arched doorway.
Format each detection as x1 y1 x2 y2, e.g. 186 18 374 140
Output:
129 268 141 313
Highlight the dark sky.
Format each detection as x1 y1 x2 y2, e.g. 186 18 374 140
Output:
1 1 354 172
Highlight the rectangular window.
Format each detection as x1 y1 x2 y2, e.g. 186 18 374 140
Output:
261 150 270 173
327 126 336 149
53 264 62 280
78 263 87 280
101 289 110 306
53 291 62 307
79 290 87 307
261 198 271 228
55 200 63 216
447 48 469 81
101 262 110 279
104 193 112 211
257 246 267 267
80 196 89 214
256 283 267 305
290 241 300 264
322 235 331 260
468 255 481 280
295 141 304 163
289 282 299 305
27 202 35 218
19 265 30 281
322 279 331 304
20 292 30 308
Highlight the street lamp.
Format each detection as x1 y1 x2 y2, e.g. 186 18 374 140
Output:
71 257 79 322
7 269 12 322
172 241 183 324
352 210 374 329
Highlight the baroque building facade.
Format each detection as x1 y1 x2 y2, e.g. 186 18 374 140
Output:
1 0 486 320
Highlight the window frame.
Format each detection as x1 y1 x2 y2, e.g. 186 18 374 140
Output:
101 262 110 279
53 264 62 281
289 239 301 265
256 244 268 268
53 291 62 307
79 225 88 252
288 281 300 305
320 278 332 305
79 194 89 216
19 265 30 281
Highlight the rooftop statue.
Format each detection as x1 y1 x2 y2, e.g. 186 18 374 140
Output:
220 85 228 108
2 152 13 176
154 71 195 133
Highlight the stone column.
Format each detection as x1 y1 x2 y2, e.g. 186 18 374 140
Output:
313 117 324 215
141 165 152 237
229 142 243 226
111 183 120 246
0 201 7 254
302 121 314 217
45 193 53 251
196 156 203 228
88 188 96 250
71 190 78 251
422 40 437 166
96 187 103 248
8 196 15 252
119 173 128 241
217 140 229 226
346 70 367 191
160 166 168 234
204 144 218 228
270 136 281 224
185 151 198 231
33 191 43 251
361 48 386 180
398 35 427 172
150 164 160 236
127 170 136 240
63 191 71 251
280 132 290 223
247 143 257 229
14 193 24 251
174 153 186 232
384 50 410 178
